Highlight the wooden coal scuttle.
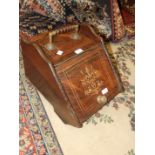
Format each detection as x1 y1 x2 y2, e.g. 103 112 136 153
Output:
20 24 122 127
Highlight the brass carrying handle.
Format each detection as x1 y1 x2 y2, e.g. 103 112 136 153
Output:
45 25 80 51
49 24 80 39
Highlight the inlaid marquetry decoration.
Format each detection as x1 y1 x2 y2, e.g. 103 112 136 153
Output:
80 65 104 96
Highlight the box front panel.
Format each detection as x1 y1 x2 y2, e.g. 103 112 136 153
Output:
57 48 122 122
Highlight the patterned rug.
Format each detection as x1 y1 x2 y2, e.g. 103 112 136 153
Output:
19 37 135 155
19 55 63 155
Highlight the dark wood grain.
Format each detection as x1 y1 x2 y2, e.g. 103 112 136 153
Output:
20 24 122 127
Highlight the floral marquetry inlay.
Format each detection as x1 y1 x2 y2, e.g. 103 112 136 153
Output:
80 65 104 96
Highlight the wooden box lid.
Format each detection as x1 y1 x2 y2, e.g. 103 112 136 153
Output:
35 24 102 65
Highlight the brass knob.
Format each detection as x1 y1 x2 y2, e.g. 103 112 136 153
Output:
97 95 107 105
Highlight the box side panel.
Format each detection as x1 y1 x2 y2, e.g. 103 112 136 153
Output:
20 40 81 127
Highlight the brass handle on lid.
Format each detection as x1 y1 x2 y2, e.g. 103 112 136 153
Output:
97 95 107 105
45 25 81 51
